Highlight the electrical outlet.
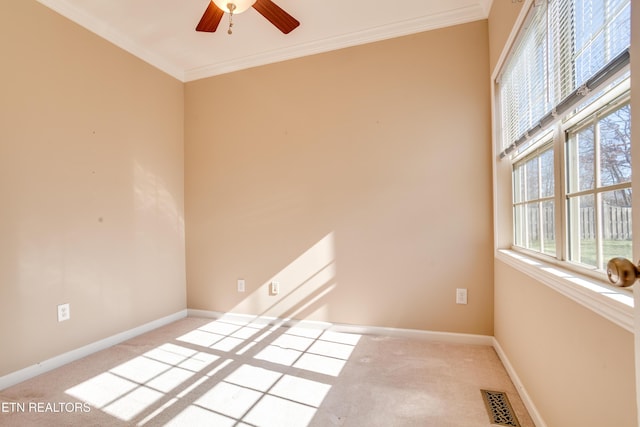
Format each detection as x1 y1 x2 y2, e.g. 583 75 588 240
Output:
456 288 467 305
57 303 70 322
237 279 245 293
270 281 280 295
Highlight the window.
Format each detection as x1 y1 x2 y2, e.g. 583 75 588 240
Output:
513 143 555 254
498 0 631 275
566 101 632 269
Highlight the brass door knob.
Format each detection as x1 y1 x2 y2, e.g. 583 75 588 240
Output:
606 257 639 287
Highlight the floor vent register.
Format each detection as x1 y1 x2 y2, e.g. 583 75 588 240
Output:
480 389 520 427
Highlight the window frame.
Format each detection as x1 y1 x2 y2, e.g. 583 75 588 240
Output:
512 140 556 255
495 0 632 286
563 95 632 271
507 80 631 282
491 0 634 334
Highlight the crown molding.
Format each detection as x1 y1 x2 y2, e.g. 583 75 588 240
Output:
185 4 488 81
37 0 489 83
479 0 494 16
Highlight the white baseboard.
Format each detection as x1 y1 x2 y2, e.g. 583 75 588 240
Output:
187 309 494 346
493 337 547 427
0 309 188 391
0 305 542 427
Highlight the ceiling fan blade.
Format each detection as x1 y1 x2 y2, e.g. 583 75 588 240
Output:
252 0 300 34
196 1 224 32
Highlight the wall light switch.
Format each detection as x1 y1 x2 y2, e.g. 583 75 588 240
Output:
237 279 245 293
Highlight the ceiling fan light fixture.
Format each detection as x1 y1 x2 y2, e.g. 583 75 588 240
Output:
196 0 299 35
212 0 256 14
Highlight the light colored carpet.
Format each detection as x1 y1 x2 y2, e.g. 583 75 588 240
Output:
0 317 535 426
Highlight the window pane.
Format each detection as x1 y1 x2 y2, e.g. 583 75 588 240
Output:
540 149 554 197
574 0 630 88
514 204 525 247
513 164 524 203
513 145 554 255
601 188 632 263
599 105 631 186
527 202 541 251
542 200 556 254
569 194 596 266
525 157 539 200
499 1 549 149
573 126 595 192
610 4 631 55
575 0 605 52
575 32 606 86
609 0 627 14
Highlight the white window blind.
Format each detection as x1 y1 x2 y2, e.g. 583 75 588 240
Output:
498 0 630 157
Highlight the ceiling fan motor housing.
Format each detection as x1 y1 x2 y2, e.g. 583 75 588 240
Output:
213 0 256 14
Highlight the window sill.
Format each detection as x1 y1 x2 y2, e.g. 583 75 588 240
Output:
496 249 634 333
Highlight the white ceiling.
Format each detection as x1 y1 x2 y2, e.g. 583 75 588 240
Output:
37 0 493 82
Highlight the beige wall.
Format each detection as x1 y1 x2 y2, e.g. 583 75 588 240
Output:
489 1 638 426
3 1 637 423
185 21 494 334
0 1 186 376
495 261 636 427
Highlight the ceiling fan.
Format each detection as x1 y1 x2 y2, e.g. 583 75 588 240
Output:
196 0 300 35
